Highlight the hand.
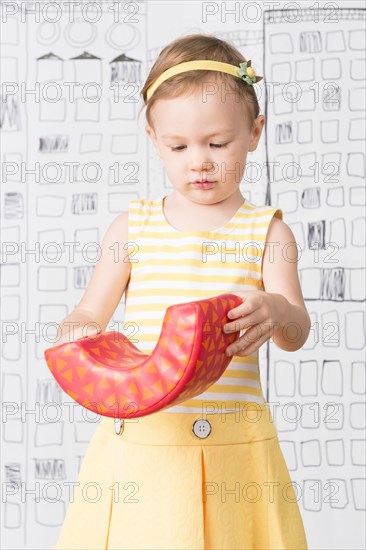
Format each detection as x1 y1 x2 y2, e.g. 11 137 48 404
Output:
223 290 289 357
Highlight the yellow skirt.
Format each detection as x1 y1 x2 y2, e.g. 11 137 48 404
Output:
54 402 308 550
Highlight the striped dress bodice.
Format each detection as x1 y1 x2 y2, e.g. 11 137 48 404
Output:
122 195 283 414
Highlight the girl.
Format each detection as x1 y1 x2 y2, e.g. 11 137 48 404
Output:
53 34 310 549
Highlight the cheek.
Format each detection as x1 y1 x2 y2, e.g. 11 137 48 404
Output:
221 150 242 167
228 147 247 166
168 155 184 166
164 158 183 180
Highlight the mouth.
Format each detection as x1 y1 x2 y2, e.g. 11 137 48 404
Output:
192 180 216 190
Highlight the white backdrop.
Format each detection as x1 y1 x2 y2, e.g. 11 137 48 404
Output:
1 1 365 549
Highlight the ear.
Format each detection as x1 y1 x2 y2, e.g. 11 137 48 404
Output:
248 115 265 152
145 124 157 143
145 124 162 158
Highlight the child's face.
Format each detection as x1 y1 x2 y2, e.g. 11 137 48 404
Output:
145 83 264 204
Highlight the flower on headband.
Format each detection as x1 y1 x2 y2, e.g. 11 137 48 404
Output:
237 60 262 85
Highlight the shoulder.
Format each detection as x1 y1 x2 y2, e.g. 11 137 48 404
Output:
244 200 283 223
266 213 297 253
108 199 150 234
101 198 145 243
106 197 159 241
262 213 300 285
102 210 129 245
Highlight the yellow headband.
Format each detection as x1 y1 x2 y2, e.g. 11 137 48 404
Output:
146 59 263 101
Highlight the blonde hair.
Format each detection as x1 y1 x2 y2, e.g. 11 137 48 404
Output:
138 33 262 131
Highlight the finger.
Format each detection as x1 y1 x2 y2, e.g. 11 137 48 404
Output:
240 322 270 348
224 312 259 334
225 332 252 356
227 298 246 319
226 324 270 356
235 326 272 356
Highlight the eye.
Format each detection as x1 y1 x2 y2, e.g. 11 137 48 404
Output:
170 143 228 152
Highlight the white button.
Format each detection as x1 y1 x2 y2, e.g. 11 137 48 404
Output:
192 419 212 439
114 418 124 435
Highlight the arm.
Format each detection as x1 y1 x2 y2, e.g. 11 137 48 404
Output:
52 211 132 346
262 216 311 352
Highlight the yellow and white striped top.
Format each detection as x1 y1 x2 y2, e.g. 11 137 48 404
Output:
123 195 283 414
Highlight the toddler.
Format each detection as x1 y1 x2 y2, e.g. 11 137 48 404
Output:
54 33 310 550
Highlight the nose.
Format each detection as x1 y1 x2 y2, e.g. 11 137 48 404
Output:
189 147 216 174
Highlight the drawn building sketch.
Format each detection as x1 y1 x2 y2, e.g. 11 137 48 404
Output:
263 7 366 550
1 1 146 548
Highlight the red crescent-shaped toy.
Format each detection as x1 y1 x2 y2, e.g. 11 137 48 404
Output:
44 293 242 419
